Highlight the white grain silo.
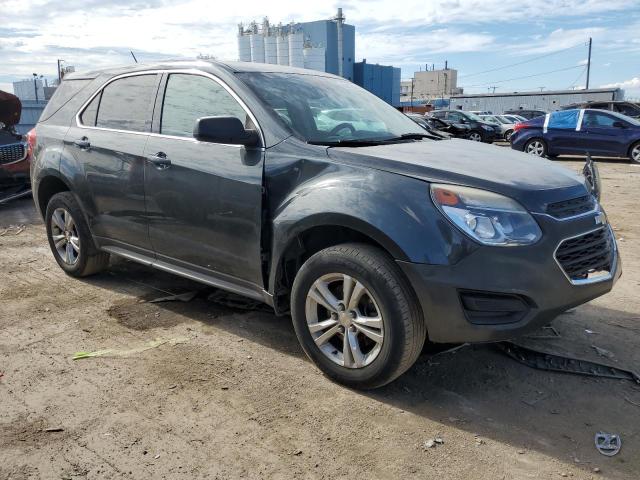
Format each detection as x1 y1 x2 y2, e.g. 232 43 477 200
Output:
303 45 326 72
288 31 304 68
276 30 289 66
264 35 277 64
250 32 265 63
237 24 251 62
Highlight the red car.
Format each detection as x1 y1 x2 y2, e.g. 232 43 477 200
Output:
0 90 32 191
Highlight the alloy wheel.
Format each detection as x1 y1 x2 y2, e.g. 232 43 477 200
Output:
526 140 545 156
469 132 482 142
305 273 384 369
632 144 640 163
50 207 80 265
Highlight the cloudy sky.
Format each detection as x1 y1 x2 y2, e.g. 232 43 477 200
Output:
1 0 639 97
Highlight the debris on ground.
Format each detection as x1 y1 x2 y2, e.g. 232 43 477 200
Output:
0 224 25 236
207 289 272 312
72 336 189 360
148 291 198 303
592 345 615 359
595 432 621 456
496 342 640 384
422 437 444 450
43 427 64 432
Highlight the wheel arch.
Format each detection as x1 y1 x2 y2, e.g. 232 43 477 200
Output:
268 214 410 314
35 173 71 219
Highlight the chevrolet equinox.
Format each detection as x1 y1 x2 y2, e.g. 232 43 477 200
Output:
31 60 620 389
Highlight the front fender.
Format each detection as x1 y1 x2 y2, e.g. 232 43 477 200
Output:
267 159 475 293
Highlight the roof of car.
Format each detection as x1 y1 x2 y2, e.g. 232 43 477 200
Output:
64 58 342 81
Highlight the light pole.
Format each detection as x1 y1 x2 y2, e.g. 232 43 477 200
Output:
32 73 41 101
57 59 65 84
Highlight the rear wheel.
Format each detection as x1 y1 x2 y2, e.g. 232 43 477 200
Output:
524 138 547 157
291 243 426 389
630 142 640 164
45 192 110 277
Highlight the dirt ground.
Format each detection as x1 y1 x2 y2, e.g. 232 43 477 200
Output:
1 159 640 480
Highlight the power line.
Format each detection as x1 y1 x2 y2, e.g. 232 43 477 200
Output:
567 66 588 89
459 42 588 79
464 64 584 89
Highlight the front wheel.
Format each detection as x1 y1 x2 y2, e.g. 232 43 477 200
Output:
291 243 426 389
468 131 482 142
524 138 547 157
630 141 640 164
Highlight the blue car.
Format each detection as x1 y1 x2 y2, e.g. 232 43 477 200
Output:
511 109 640 163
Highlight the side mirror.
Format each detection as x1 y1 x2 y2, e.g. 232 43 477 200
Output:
612 121 627 129
193 116 259 147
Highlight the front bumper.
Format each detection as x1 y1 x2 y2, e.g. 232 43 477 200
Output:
398 210 621 343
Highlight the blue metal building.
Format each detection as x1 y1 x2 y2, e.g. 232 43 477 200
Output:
354 60 401 106
297 19 355 81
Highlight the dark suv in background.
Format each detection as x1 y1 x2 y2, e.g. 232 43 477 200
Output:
561 101 640 119
31 60 619 389
504 109 547 120
428 110 497 142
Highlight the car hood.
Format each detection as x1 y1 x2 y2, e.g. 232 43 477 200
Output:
328 139 590 212
0 90 21 128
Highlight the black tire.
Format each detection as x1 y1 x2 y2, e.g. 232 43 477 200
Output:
630 141 640 164
291 243 426 389
524 138 547 157
45 191 110 277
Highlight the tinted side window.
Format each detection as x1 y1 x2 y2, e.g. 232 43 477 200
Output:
80 92 100 126
584 112 617 128
95 74 158 132
161 74 248 138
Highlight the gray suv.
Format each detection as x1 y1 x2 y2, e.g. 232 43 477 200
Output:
31 60 620 389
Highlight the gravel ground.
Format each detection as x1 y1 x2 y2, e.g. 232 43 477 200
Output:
1 159 639 480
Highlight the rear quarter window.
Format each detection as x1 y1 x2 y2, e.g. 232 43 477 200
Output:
39 79 92 122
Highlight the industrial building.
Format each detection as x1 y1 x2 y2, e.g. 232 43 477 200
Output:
12 78 45 102
14 100 47 134
399 67 461 104
237 9 355 80
449 88 624 113
237 9 401 105
354 60 400 106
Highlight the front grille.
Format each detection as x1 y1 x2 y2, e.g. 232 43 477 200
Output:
547 195 595 219
555 227 613 282
0 143 27 165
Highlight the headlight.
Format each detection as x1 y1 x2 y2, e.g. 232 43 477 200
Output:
430 184 542 246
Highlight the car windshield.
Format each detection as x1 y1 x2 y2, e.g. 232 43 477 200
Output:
463 111 483 121
238 72 425 144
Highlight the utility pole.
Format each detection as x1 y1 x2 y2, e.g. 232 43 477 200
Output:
586 37 592 90
32 73 39 101
57 59 63 84
410 78 415 110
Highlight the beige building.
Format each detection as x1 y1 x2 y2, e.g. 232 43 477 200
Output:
400 68 460 103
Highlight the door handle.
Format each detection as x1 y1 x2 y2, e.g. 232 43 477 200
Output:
73 137 90 149
146 152 171 170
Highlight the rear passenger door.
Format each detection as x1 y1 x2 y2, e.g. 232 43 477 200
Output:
582 111 629 156
143 72 265 287
66 73 159 253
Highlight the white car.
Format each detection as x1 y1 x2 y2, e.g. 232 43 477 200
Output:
479 114 517 141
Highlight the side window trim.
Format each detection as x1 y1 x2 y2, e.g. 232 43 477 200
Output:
76 72 160 135
76 69 264 147
152 71 264 147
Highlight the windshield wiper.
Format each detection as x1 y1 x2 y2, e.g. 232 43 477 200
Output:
308 133 436 147
307 138 394 147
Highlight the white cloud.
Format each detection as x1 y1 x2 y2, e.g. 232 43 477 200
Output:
0 0 638 83
601 77 640 98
